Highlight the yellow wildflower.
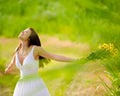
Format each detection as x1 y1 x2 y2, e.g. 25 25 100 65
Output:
98 43 118 57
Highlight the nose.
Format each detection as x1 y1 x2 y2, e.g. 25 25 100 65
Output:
20 31 24 35
22 31 25 33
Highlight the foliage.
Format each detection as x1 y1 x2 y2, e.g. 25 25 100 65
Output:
87 43 118 60
86 43 120 96
87 42 120 96
0 0 120 43
100 53 120 96
104 52 120 96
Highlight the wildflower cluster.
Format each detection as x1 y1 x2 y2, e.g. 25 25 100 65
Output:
98 43 118 57
86 43 118 61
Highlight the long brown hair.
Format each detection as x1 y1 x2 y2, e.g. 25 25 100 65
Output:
15 28 50 67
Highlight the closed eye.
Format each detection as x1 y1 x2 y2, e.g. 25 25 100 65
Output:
24 31 28 33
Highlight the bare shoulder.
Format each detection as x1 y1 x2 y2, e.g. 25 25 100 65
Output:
33 45 43 54
33 45 42 51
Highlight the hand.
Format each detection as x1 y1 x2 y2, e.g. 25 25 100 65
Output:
4 68 10 74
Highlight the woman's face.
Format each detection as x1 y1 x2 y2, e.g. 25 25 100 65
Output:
18 28 31 41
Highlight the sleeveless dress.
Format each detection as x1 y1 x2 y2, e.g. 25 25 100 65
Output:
13 46 50 96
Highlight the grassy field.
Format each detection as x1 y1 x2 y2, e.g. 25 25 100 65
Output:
0 36 86 95
0 0 120 96
0 36 108 96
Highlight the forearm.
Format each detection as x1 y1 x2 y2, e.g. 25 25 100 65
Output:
37 46 77 62
5 63 14 74
52 54 76 62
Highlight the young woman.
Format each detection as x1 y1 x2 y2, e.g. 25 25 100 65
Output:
5 28 76 96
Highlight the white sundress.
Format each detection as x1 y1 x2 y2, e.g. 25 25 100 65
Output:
13 46 50 96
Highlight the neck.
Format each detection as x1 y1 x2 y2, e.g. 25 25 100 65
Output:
20 41 29 50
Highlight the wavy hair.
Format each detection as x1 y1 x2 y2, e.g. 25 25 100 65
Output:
15 28 50 67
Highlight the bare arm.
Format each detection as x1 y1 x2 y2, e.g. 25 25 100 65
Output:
35 46 76 62
5 55 15 74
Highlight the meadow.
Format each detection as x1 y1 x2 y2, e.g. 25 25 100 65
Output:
0 0 120 96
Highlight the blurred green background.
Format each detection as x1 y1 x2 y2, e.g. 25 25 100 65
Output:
0 0 120 43
0 0 120 96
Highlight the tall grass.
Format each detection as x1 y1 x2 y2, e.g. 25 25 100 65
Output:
100 52 120 96
86 42 120 96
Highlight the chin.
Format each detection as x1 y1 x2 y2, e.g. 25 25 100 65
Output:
18 35 23 40
18 35 21 39
18 36 28 41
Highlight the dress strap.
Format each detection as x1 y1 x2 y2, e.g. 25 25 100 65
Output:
31 46 35 53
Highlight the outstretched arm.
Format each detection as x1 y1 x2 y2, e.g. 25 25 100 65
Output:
5 55 15 74
35 46 76 62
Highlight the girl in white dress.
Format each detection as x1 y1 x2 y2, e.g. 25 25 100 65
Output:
5 28 76 96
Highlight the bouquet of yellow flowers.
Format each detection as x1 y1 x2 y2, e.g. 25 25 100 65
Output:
86 43 118 60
